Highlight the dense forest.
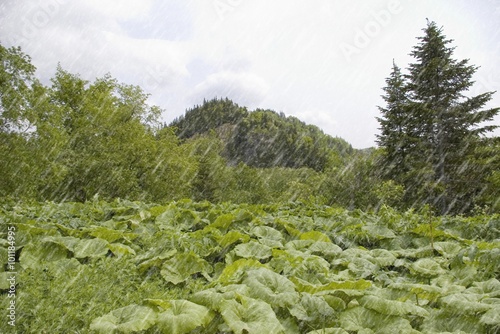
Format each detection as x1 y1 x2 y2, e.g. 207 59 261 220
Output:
0 21 499 215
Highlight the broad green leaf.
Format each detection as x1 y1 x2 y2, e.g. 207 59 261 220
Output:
440 293 492 314
434 241 463 258
347 257 379 278
220 283 251 296
359 295 429 317
480 306 500 326
243 268 299 307
189 289 240 311
300 231 331 243
251 226 283 247
209 213 236 230
88 226 137 243
362 224 396 239
252 226 283 241
285 240 315 252
421 308 484 333
220 296 284 334
20 242 69 268
181 230 219 257
369 249 397 267
218 230 250 248
289 293 335 324
339 306 417 334
410 258 445 277
233 241 272 260
136 249 177 273
218 258 266 285
389 282 442 302
42 236 80 252
323 295 347 311
90 304 156 333
306 329 348 334
291 276 371 294
467 278 500 297
161 252 212 285
308 241 342 258
272 248 330 283
152 299 213 334
74 238 109 258
108 243 136 257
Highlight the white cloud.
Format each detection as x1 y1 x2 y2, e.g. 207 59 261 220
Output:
190 71 270 108
83 0 154 20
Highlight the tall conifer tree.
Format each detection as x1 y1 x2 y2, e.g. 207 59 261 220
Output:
377 61 410 180
378 21 500 214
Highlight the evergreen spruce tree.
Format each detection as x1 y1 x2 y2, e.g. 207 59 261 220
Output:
378 21 500 214
376 61 411 180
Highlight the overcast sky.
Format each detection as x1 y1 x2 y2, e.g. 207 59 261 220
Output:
1 0 499 148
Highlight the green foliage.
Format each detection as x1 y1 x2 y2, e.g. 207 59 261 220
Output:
151 299 214 334
90 304 157 333
1 39 498 213
377 21 500 214
171 97 352 172
2 200 500 333
219 296 285 334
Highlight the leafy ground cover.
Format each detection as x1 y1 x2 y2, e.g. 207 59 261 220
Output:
1 199 499 333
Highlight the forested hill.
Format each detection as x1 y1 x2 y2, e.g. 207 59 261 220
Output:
169 98 353 171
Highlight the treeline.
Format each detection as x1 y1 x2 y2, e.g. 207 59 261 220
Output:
1 20 499 215
0 43 396 209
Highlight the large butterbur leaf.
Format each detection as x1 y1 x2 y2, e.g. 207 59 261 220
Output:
209 213 236 230
289 293 335 324
161 252 212 284
308 241 343 258
480 306 500 327
242 268 299 307
300 231 331 243
233 241 272 260
252 225 283 242
433 241 462 258
74 238 109 258
251 226 284 248
467 278 500 297
410 258 446 277
146 299 213 334
20 240 69 268
90 304 156 333
136 248 177 273
359 295 429 317
362 224 396 240
421 308 484 333
219 296 285 334
291 276 371 294
439 293 492 314
347 257 379 278
306 329 348 334
218 230 250 248
369 249 397 267
189 288 244 311
108 243 136 257
339 306 418 334
217 258 265 284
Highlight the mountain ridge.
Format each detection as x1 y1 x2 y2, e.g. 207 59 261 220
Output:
169 97 353 171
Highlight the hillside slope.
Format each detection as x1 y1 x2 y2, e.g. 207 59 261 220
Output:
170 98 353 171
